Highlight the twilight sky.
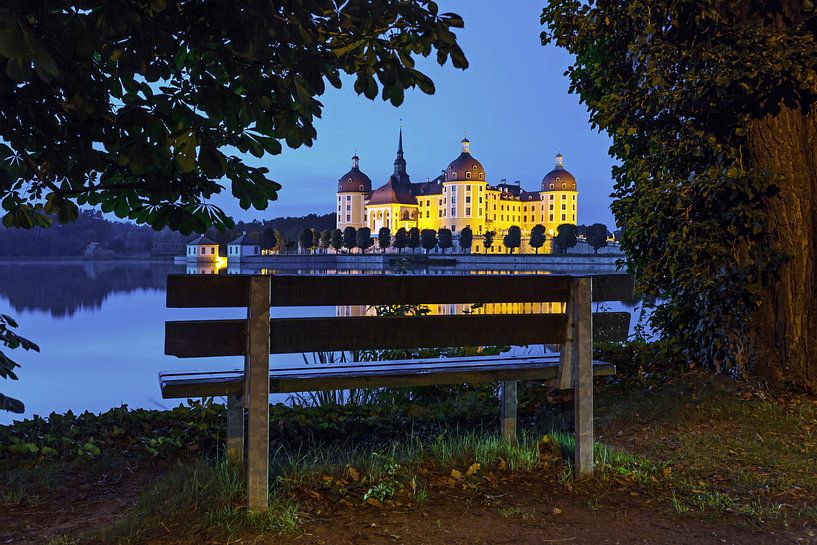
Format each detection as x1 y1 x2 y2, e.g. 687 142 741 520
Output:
223 0 617 227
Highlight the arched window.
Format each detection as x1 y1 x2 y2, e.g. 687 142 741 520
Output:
562 183 566 189
466 171 471 179
451 172 457 180
479 172 483 180
359 185 364 191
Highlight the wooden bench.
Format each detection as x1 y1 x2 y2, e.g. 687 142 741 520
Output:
160 273 634 512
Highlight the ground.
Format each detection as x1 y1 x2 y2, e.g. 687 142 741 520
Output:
2 371 817 545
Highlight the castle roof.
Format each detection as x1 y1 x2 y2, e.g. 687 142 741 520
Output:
188 235 217 246
541 153 577 191
367 178 418 206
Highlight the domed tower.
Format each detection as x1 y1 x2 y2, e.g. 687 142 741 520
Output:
539 152 578 236
441 136 488 234
336 153 372 229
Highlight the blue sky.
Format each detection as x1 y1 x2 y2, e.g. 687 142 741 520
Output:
224 0 617 228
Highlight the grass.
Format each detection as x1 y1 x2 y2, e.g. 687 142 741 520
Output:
595 375 817 526
88 428 653 544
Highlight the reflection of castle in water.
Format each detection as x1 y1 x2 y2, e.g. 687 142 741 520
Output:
337 301 567 317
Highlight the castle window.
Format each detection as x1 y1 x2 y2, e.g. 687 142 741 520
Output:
359 185 364 191
346 195 351 200
346 214 351 222
556 177 561 182
479 208 482 216
561 204 566 210
465 172 471 179
451 207 455 216
472 165 477 170
562 214 566 221
562 183 566 189
451 172 457 180
550 184 554 190
465 196 471 203
466 207 471 216
549 214 554 222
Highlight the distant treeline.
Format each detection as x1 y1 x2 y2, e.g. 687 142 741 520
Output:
0 210 336 257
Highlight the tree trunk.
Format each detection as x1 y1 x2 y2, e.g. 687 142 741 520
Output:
746 102 817 393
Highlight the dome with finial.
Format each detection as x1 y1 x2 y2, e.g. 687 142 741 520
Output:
337 153 372 192
445 136 485 183
540 152 577 191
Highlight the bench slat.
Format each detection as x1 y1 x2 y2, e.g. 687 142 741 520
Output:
164 312 631 358
159 356 616 398
166 274 634 308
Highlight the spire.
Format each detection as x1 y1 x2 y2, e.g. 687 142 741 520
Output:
351 151 359 170
393 125 407 179
555 151 564 169
461 134 470 154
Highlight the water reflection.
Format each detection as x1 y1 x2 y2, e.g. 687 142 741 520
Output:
0 261 178 317
0 260 645 423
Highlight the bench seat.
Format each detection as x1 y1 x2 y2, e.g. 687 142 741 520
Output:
159 355 616 399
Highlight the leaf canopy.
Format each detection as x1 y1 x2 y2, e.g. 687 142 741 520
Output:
0 0 467 234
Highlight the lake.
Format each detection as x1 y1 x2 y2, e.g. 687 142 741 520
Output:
0 260 644 424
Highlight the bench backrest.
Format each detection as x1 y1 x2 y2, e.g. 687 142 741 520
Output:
164 274 635 359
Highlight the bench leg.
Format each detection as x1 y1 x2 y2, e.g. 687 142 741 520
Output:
500 380 517 443
246 275 271 512
557 299 575 390
573 277 594 477
226 395 244 468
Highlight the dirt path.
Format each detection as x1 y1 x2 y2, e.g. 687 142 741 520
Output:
2 462 814 545
282 476 808 545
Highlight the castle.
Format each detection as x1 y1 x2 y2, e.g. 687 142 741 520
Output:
335 129 578 241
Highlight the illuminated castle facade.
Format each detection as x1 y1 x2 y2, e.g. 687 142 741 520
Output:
336 130 578 239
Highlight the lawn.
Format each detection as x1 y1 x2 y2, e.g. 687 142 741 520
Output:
2 346 816 544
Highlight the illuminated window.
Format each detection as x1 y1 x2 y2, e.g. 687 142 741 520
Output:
466 172 471 179
562 214 566 221
479 173 483 179
466 207 471 216
550 184 554 189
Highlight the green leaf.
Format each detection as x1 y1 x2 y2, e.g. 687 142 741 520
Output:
198 142 226 178
21 24 58 82
0 24 25 58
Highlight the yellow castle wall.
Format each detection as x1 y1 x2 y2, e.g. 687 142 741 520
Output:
336 192 368 229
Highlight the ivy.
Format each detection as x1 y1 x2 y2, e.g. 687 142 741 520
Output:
541 1 815 375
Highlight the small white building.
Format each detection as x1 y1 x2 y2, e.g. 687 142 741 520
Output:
227 232 261 262
186 235 219 262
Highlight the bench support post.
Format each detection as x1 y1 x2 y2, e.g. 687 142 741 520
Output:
573 277 594 477
500 380 517 442
245 275 271 512
557 298 575 390
226 395 244 468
